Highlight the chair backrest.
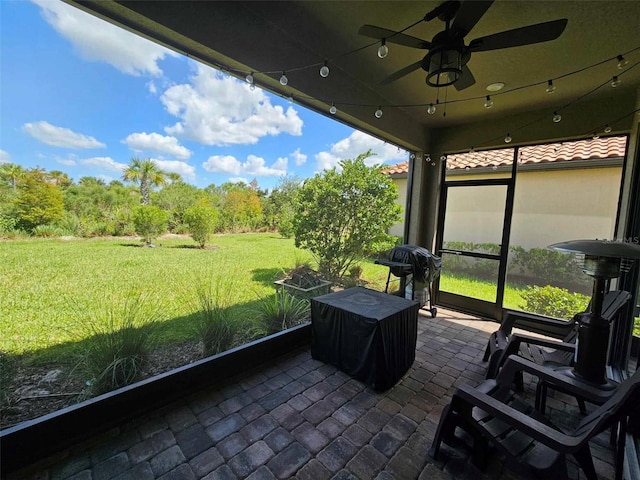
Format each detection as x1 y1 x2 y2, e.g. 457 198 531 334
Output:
562 290 631 343
575 368 640 439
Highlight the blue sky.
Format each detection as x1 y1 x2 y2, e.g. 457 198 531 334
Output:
0 0 409 191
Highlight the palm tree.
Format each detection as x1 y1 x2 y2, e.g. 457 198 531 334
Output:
122 158 167 205
0 163 26 190
167 172 183 184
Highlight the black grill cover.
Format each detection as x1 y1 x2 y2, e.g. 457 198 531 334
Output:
388 245 442 284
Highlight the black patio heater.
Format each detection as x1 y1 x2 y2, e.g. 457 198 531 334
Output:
549 239 640 387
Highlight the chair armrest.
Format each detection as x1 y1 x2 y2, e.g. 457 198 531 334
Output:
453 383 583 452
508 333 576 352
497 356 616 405
501 310 576 338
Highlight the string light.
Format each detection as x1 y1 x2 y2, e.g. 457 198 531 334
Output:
329 102 337 115
427 103 436 115
246 72 254 84
440 155 446 161
504 133 512 143
604 125 612 133
320 61 330 78
287 93 293 103
280 72 288 86
470 147 475 153
553 112 562 123
546 79 556 93
410 153 416 160
483 96 493 109
617 55 628 69
611 76 621 87
377 39 388 59
592 132 600 140
375 106 383 118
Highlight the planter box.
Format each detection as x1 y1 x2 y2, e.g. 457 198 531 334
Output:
275 278 332 300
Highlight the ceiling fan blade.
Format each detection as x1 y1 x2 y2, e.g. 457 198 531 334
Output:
451 0 494 36
358 25 431 49
379 61 423 86
469 18 568 52
453 65 476 91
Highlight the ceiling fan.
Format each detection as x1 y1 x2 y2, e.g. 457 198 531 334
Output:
359 0 567 90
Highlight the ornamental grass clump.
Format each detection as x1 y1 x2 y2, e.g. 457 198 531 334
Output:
257 290 310 335
192 281 239 357
81 294 159 395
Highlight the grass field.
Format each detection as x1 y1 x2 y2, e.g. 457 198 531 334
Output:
0 234 530 365
0 234 392 362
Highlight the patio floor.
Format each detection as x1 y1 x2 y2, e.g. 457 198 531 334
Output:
8 308 618 480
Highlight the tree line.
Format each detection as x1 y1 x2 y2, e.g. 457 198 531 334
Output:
0 158 300 243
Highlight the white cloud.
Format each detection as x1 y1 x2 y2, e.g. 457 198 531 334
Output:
124 132 191 160
315 130 407 171
291 148 307 166
55 155 77 166
228 177 249 184
147 81 158 94
203 154 287 177
23 121 105 149
152 159 196 180
162 64 303 146
32 0 177 76
0 150 9 164
81 156 127 172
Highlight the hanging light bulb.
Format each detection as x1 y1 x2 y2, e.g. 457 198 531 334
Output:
440 155 446 162
329 103 337 115
377 39 388 59
409 153 416 160
546 79 556 94
504 133 512 143
604 125 612 134
611 76 621 88
287 93 293 103
427 103 436 115
617 55 628 70
553 112 562 123
320 61 330 78
492 165 498 171
250 84 256 91
484 96 493 109
592 132 600 140
470 147 475 153
280 72 288 86
375 106 383 118
246 72 254 85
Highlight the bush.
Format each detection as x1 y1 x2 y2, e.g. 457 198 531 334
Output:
81 294 159 395
32 224 66 237
520 285 590 320
256 291 310 335
184 204 218 248
192 283 238 357
510 246 587 288
132 205 169 244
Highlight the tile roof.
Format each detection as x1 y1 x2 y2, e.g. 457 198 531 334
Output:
381 136 627 174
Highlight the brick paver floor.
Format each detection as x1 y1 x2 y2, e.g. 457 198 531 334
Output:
7 309 618 480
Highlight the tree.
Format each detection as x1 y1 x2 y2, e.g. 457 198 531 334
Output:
184 204 218 248
293 151 402 280
13 168 64 232
0 163 26 191
153 182 204 231
122 158 167 205
264 176 301 237
132 205 169 245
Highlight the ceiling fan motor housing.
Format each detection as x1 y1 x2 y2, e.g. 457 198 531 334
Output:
422 33 470 87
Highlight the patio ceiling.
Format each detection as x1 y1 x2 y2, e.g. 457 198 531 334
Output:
67 1 640 153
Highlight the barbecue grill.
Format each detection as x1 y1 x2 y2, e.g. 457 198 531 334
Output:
375 244 442 317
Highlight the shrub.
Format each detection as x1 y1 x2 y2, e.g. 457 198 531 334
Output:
32 224 66 237
80 294 159 395
132 205 169 244
192 283 238 357
184 204 218 248
510 246 587 288
256 291 310 335
520 285 590 320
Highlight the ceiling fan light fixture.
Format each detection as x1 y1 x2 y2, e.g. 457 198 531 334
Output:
484 96 493 109
617 55 628 70
425 46 463 88
546 79 556 94
377 39 388 59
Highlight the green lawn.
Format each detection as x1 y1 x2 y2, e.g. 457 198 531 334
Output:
1 234 532 364
0 234 391 361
